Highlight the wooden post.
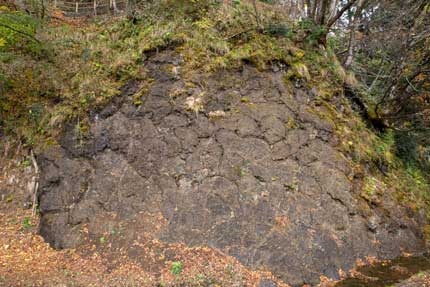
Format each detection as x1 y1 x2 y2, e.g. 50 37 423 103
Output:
93 0 97 16
54 0 57 9
30 150 39 217
75 2 78 13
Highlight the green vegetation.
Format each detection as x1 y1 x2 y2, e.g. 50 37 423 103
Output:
22 216 32 229
1 15 134 146
0 8 41 52
335 113 430 212
0 0 348 149
170 261 184 275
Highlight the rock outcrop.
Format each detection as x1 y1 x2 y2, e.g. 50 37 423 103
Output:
38 51 427 286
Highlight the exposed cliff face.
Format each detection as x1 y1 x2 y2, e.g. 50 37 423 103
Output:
38 50 427 286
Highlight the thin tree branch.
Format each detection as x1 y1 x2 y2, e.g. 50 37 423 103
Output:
251 0 261 29
326 0 357 28
0 23 40 43
224 27 255 40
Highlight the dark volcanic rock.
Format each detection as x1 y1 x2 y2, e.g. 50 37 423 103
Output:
37 51 427 286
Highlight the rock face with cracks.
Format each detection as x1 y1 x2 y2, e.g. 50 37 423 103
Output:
38 51 427 286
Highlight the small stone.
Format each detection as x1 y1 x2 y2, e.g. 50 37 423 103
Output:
23 201 32 210
271 65 280 73
390 265 409 275
258 278 278 287
367 216 379 232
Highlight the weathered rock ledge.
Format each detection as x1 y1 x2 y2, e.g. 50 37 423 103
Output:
38 51 427 286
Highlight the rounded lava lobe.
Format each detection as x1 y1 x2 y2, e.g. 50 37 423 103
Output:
37 53 427 286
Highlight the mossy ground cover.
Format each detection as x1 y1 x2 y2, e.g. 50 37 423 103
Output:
324 96 430 222
0 0 342 148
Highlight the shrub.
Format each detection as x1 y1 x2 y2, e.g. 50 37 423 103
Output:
171 261 184 275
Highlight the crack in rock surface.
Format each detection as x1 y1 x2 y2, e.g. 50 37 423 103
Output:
38 51 426 286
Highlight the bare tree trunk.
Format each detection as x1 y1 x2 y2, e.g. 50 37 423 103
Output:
93 0 97 16
312 0 319 22
305 0 312 18
252 0 261 29
344 28 355 68
328 0 339 20
344 0 366 68
300 0 306 19
295 0 300 19
112 0 118 13
319 0 331 25
40 0 45 19
291 0 296 19
306 0 359 46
